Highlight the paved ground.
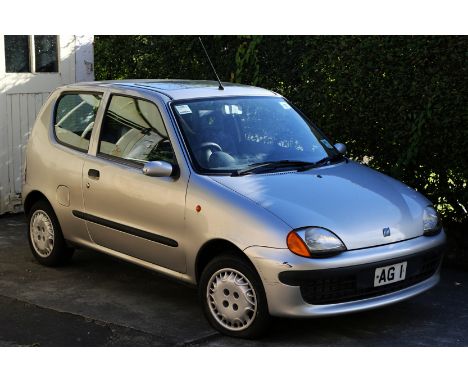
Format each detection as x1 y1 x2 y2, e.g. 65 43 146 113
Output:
0 213 467 346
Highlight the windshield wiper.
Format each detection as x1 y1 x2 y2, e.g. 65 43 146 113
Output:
233 160 316 176
232 155 344 176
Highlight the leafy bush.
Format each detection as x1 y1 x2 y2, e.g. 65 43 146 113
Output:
95 36 468 264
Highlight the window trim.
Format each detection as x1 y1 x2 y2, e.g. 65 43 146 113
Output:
96 93 178 169
53 91 104 154
96 151 146 169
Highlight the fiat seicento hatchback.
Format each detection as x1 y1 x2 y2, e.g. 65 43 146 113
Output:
23 80 446 338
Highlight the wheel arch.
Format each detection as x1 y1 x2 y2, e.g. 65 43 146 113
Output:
23 190 51 216
195 239 257 284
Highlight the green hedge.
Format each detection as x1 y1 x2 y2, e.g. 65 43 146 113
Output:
95 36 468 264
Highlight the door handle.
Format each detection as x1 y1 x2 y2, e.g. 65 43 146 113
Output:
88 169 100 179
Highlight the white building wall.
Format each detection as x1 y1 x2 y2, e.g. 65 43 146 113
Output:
75 35 94 82
0 35 94 214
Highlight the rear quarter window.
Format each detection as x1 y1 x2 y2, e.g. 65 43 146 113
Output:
54 93 102 151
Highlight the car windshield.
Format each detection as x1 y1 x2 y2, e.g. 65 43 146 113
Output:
172 96 339 174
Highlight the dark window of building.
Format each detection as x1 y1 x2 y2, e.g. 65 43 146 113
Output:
4 35 31 73
34 35 58 72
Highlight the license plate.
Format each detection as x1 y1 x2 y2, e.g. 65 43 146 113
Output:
374 261 407 287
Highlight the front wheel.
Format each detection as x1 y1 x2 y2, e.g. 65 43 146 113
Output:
199 254 270 338
28 200 74 266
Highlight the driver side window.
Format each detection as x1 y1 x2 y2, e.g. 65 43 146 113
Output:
98 95 176 165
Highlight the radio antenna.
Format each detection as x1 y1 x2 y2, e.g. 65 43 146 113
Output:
198 37 224 90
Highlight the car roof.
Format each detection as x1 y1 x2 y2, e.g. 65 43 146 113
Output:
62 80 279 100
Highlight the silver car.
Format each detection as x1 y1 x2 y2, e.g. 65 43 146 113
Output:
23 80 445 338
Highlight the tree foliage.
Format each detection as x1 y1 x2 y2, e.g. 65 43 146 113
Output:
95 35 468 261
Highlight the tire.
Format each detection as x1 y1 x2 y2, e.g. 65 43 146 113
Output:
199 253 271 339
27 200 74 266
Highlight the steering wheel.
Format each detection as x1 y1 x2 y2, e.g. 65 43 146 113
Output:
199 142 222 152
196 142 223 167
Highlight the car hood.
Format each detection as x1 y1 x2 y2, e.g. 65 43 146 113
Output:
210 161 430 250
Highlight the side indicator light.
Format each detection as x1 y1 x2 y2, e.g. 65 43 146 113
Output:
287 231 310 258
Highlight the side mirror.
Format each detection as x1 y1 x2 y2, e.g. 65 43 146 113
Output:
142 161 173 177
334 143 347 155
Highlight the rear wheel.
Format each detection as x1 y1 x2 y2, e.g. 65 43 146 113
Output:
199 253 270 338
28 200 74 266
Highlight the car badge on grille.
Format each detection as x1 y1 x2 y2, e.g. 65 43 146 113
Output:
383 227 391 237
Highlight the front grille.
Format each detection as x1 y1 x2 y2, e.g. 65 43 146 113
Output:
297 251 442 305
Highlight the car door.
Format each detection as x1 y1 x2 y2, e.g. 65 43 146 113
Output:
80 93 187 273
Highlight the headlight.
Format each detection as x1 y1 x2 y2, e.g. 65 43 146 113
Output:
287 227 346 258
423 206 441 235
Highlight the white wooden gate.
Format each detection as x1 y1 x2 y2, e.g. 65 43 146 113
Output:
6 92 50 197
0 35 94 214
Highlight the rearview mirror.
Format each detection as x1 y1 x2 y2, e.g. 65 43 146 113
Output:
334 143 347 155
142 161 173 177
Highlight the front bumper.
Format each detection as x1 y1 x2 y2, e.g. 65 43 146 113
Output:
245 231 446 318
